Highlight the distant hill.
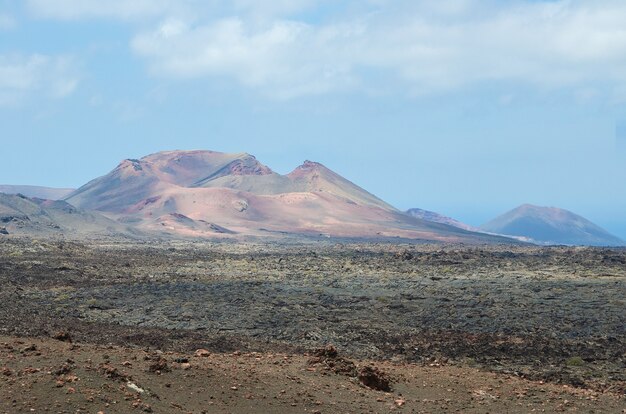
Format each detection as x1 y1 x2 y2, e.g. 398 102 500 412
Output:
0 185 74 200
64 149 509 243
480 204 624 246
406 208 477 232
0 193 138 238
65 150 393 212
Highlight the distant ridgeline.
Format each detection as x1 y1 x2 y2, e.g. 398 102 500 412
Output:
1 150 623 246
1 150 510 243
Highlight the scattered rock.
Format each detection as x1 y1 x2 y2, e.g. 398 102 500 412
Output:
132 401 153 413
314 345 338 359
358 366 392 392
194 349 210 358
148 357 169 373
54 363 73 376
127 381 146 394
52 331 72 343
394 398 406 407
59 374 79 383
98 363 129 381
309 345 357 376
22 367 40 374
21 344 37 353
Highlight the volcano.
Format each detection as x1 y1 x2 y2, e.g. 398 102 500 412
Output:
64 150 509 242
480 204 624 246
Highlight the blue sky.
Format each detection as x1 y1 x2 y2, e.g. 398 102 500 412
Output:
1 0 625 238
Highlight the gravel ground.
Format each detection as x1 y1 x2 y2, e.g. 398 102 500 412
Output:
1 237 625 395
1 335 624 413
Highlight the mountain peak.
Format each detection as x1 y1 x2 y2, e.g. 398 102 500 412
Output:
119 158 145 172
229 154 274 176
45 148 512 242
288 160 330 178
141 149 221 160
517 204 555 212
301 160 322 167
194 154 274 185
295 160 325 171
481 204 624 246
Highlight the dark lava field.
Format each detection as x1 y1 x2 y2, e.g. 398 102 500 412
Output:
1 238 624 394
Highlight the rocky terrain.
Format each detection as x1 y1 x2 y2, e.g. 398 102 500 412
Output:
0 237 624 412
2 335 622 414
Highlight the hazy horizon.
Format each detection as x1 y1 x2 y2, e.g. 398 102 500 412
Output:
1 0 625 240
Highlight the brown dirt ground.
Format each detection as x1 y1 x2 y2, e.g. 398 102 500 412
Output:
1 336 624 414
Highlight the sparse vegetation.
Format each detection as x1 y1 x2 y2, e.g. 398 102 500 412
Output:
565 356 585 367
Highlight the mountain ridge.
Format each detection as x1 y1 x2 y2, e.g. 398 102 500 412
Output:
405 208 477 232
0 193 139 238
63 149 509 243
0 185 74 200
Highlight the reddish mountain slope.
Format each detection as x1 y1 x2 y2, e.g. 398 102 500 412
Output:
65 150 509 242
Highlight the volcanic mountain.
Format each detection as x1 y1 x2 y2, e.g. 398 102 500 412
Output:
405 208 477 232
65 150 508 242
0 185 74 200
480 204 624 246
0 193 137 238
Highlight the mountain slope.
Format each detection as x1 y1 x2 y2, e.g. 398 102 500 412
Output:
406 208 477 232
0 185 74 200
67 151 395 212
65 150 510 243
285 161 394 210
66 150 249 211
0 193 138 238
480 204 624 246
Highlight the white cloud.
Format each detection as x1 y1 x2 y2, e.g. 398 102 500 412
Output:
26 0 325 21
0 54 80 106
132 18 360 98
26 0 191 21
352 1 626 93
0 14 16 30
26 0 626 99
231 0 324 20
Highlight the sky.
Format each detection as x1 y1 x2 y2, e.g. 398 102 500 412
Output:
1 0 625 239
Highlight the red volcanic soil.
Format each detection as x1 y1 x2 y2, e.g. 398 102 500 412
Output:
1 336 622 414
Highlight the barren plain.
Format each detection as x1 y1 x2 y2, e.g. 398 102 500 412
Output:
1 237 624 413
